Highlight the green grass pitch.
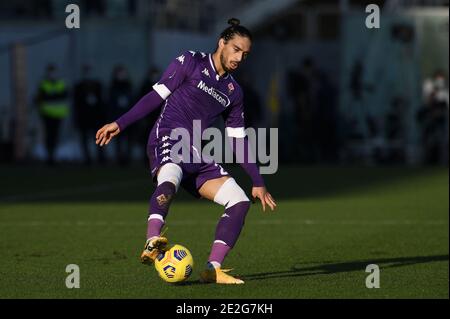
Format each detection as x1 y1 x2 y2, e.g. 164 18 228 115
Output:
0 165 448 298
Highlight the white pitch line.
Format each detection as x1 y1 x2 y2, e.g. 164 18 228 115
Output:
0 220 446 227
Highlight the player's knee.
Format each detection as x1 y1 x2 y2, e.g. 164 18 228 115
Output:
213 178 250 209
157 163 183 191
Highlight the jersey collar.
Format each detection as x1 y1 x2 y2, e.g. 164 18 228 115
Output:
209 53 230 81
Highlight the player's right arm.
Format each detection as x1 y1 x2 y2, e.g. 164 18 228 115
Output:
95 90 163 146
95 51 195 147
96 122 120 146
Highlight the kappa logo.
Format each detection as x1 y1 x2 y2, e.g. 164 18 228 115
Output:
214 163 227 175
221 213 230 218
161 149 170 155
202 68 210 78
176 55 185 65
161 156 171 163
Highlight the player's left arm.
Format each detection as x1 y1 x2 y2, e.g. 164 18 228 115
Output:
227 135 276 212
224 89 276 212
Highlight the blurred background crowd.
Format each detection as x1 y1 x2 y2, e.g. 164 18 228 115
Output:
0 0 448 167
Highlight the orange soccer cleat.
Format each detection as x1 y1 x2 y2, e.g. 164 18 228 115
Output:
140 236 169 265
200 267 244 285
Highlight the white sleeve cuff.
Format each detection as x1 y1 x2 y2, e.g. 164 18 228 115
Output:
152 83 171 100
226 127 246 138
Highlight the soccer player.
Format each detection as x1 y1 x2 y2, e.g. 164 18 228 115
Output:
96 18 276 284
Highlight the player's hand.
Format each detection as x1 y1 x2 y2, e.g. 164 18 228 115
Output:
252 186 276 212
95 122 120 146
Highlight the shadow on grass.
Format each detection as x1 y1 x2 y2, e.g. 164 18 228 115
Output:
241 254 449 282
163 254 449 286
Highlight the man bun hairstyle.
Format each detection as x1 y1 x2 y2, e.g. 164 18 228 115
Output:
220 18 253 42
228 18 240 26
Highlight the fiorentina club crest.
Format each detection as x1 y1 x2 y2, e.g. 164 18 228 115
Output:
228 82 234 94
156 194 172 207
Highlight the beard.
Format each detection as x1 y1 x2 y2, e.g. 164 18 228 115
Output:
220 52 233 73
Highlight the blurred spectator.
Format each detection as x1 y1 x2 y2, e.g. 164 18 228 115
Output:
135 66 162 164
348 59 375 139
417 69 449 164
139 66 159 95
240 74 263 129
385 96 407 163
0 0 52 19
287 57 320 163
315 71 339 163
109 64 134 166
73 64 106 165
82 0 106 17
350 59 364 102
127 0 137 16
34 0 52 19
238 72 265 164
34 64 69 166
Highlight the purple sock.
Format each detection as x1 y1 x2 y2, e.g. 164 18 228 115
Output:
147 218 165 239
208 241 231 265
208 201 250 265
146 181 176 239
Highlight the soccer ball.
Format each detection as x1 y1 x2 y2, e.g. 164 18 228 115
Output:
154 244 194 283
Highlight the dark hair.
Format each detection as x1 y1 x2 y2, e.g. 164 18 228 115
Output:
220 18 252 42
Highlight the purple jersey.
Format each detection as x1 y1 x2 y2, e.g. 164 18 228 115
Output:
151 51 246 138
115 50 264 188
